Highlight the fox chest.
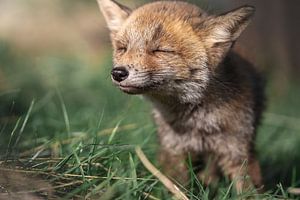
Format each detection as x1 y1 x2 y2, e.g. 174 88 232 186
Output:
153 109 226 153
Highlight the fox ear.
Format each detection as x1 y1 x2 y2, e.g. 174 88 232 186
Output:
97 0 131 32
199 5 255 66
205 6 255 44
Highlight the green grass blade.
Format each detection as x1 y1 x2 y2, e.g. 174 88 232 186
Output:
13 100 35 149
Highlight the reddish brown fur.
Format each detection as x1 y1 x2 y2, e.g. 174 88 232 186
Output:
98 0 265 193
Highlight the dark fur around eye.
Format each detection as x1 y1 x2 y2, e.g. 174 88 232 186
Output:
152 48 176 54
116 47 127 53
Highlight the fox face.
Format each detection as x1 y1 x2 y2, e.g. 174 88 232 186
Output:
98 0 255 102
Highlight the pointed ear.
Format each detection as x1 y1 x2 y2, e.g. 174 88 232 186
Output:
97 0 131 33
205 6 255 44
199 5 255 66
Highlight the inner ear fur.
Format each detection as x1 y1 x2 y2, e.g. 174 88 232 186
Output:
215 5 255 41
97 0 131 33
196 5 255 67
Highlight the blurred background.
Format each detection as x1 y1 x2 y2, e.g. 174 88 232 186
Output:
0 0 300 198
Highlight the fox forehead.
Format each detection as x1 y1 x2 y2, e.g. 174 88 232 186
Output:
130 1 207 21
113 1 207 47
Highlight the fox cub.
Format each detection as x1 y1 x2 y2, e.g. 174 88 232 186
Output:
98 0 265 193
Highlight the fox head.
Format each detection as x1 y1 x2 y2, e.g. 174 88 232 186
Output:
98 0 255 103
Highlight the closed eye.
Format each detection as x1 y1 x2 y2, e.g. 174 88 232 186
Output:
152 48 176 54
116 47 127 53
115 40 128 54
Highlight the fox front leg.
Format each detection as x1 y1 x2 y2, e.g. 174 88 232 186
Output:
158 148 190 186
218 153 263 194
197 155 220 186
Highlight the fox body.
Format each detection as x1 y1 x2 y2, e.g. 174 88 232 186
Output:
98 0 265 192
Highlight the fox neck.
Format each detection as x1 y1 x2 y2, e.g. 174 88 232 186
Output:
144 80 207 121
144 56 240 122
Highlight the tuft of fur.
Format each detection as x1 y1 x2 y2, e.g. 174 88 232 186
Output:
98 0 265 193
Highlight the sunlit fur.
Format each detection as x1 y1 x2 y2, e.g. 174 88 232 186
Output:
99 0 265 193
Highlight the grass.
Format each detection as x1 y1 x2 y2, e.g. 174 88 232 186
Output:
0 40 300 199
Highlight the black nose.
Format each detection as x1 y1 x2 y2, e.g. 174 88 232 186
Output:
111 67 129 82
